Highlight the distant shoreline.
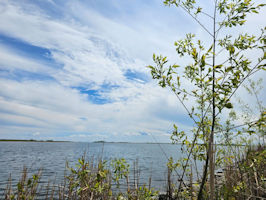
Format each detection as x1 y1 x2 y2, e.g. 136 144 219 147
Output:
0 139 245 146
92 141 245 146
0 139 70 142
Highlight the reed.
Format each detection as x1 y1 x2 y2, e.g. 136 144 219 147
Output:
219 145 266 199
3 156 158 200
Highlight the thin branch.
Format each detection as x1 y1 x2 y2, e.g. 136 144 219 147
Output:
199 0 217 198
149 132 182 179
219 48 246 67
176 3 214 37
172 87 197 124
176 120 204 196
216 46 226 57
187 3 214 19
215 59 264 118
252 85 263 113
176 102 212 197
214 119 261 134
174 85 196 97
215 3 239 38
247 67 263 77
201 11 214 19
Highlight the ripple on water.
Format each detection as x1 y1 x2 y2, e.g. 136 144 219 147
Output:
0 142 183 192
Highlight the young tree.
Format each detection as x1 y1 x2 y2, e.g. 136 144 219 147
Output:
148 0 265 199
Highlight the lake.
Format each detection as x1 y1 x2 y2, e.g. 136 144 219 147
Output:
0 142 187 196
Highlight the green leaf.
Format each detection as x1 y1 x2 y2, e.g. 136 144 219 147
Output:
177 76 180 86
228 45 235 55
195 7 202 14
172 64 180 68
225 66 233 72
207 44 213 53
214 65 223 69
224 102 233 109
27 179 32 186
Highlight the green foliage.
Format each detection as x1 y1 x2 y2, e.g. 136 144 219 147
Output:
111 158 129 188
135 185 158 200
5 156 159 200
220 146 266 199
66 156 112 199
5 168 41 200
148 0 265 198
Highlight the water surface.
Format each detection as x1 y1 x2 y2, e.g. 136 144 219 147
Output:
0 142 184 194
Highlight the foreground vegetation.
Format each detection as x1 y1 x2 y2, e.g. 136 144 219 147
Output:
219 145 266 199
4 156 159 200
2 144 265 200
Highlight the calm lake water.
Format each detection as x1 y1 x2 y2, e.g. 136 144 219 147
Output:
0 142 187 195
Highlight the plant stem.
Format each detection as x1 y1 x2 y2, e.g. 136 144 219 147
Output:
198 1 217 199
209 1 217 199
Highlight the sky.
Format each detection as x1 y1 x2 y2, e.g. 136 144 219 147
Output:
0 0 265 142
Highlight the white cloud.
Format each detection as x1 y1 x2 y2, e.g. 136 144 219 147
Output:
0 44 56 75
0 0 265 142
0 78 189 142
0 2 156 89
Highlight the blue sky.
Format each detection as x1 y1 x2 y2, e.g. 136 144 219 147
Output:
0 0 265 142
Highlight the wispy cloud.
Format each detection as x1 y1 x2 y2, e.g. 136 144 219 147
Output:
0 0 265 142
